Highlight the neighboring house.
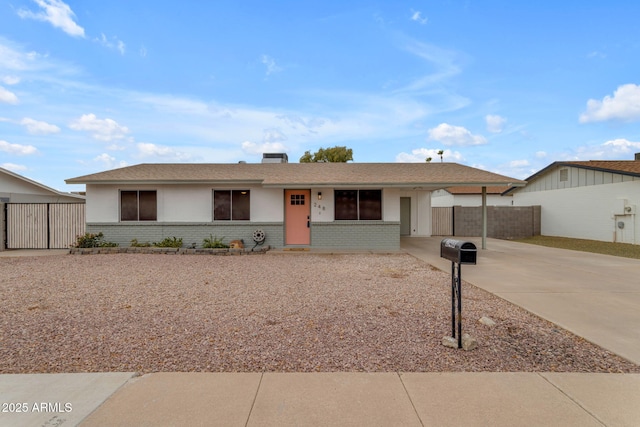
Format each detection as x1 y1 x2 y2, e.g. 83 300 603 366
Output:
1 167 85 250
506 154 640 244
431 186 513 207
65 154 525 250
1 167 85 203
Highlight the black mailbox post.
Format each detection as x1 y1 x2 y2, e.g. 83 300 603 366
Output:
440 238 477 348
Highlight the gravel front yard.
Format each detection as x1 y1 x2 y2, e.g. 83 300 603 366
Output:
1 252 638 374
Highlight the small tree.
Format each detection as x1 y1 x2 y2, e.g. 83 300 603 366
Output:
437 150 444 162
300 146 353 163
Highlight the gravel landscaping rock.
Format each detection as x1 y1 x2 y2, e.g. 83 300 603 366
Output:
1 253 638 374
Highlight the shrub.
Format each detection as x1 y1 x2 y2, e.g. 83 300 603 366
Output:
153 236 183 248
130 238 151 247
202 234 229 249
73 232 118 248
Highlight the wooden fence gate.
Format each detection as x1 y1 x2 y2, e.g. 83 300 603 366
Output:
6 203 85 249
432 207 453 236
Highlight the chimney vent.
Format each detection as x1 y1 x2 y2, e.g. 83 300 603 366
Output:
635 152 640 161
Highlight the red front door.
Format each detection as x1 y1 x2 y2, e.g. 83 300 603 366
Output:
285 190 311 245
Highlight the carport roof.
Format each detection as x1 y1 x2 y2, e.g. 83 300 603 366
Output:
66 162 525 190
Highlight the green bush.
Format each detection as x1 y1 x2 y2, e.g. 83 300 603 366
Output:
73 232 118 248
130 238 151 247
153 236 183 248
202 234 229 249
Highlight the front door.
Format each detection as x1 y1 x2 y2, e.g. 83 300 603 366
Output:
400 197 411 236
285 189 311 245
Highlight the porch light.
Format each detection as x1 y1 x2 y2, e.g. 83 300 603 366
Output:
317 192 322 200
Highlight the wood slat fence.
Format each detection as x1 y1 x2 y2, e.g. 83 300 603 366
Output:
431 207 453 236
5 203 85 249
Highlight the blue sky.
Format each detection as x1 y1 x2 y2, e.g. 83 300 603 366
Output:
2 0 640 192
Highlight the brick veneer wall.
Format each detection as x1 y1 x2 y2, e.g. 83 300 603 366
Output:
87 221 402 250
86 222 284 249
453 206 541 239
310 221 400 250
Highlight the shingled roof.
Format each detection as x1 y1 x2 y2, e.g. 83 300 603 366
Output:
66 162 525 189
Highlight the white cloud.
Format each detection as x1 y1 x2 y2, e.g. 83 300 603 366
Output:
0 140 38 155
428 123 487 146
0 86 19 104
2 76 20 85
69 114 130 141
241 140 288 156
20 117 61 134
535 151 547 158
93 153 128 169
602 138 640 153
17 0 85 37
395 148 463 163
579 84 640 123
1 163 28 172
261 55 283 76
136 142 191 160
96 33 126 55
485 114 506 133
560 138 640 161
410 10 428 25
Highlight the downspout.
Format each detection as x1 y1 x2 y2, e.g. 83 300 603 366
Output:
482 186 487 250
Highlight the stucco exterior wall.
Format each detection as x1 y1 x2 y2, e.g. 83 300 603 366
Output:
513 181 639 244
84 186 424 250
399 190 431 236
86 184 283 223
431 190 512 207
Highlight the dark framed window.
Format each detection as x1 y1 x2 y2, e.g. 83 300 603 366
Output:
214 190 250 220
335 189 382 220
120 190 157 221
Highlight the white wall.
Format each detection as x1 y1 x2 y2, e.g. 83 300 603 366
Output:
252 188 283 222
384 188 400 221
310 189 333 222
86 184 283 223
513 181 639 244
431 190 512 207
399 190 431 236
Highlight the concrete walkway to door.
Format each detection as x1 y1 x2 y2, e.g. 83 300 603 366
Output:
401 237 640 365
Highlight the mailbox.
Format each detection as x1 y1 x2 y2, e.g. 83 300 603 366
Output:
440 238 477 265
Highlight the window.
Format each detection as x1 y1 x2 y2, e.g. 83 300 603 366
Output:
290 194 305 205
335 190 382 220
214 190 250 220
120 190 157 221
559 169 568 182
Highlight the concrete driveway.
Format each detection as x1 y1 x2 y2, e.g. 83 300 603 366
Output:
402 237 640 365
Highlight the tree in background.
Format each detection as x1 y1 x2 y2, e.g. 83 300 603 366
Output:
299 146 353 163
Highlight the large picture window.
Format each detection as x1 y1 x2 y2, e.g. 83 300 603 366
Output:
120 190 157 221
335 189 381 220
214 190 250 220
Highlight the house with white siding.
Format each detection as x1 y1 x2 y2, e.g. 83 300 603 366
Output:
66 154 525 250
506 154 640 245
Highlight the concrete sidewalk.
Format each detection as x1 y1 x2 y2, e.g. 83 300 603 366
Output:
1 372 639 426
401 237 640 365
